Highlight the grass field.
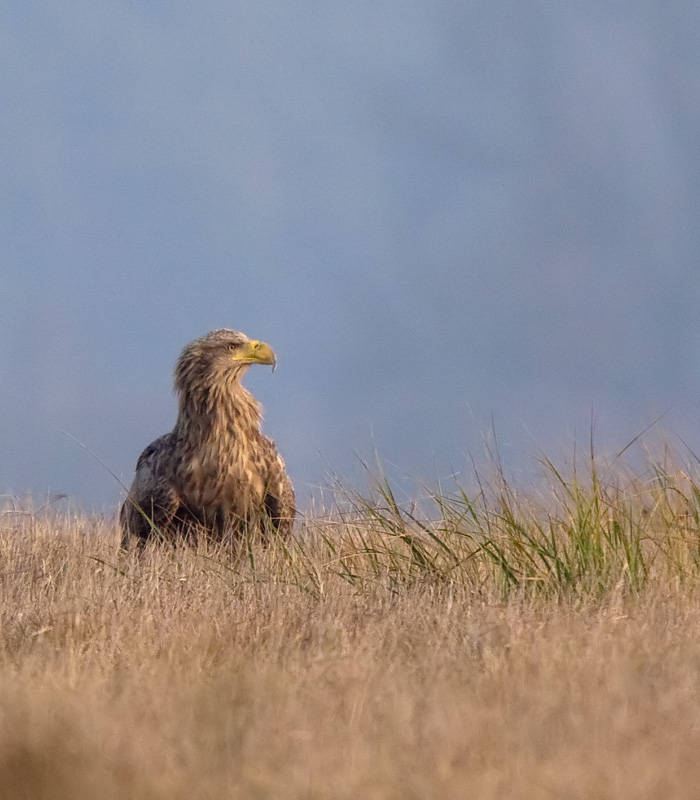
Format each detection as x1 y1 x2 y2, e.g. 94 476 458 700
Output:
3 446 700 798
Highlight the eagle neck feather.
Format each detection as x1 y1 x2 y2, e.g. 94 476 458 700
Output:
175 373 262 452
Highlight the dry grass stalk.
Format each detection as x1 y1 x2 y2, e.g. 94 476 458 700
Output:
1 450 700 797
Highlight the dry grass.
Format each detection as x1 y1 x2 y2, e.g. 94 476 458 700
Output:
3 449 700 798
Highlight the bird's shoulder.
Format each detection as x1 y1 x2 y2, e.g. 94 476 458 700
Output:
121 432 182 541
134 433 177 472
260 435 294 496
129 434 184 499
258 434 285 467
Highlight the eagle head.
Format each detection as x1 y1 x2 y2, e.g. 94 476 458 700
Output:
174 329 277 396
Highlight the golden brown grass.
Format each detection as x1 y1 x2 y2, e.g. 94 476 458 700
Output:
3 450 700 798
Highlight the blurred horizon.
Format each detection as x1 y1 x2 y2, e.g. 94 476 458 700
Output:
3 2 700 511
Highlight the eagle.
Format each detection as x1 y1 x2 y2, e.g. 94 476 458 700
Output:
120 329 295 548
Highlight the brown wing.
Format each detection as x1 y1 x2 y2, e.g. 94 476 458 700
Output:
261 436 295 537
119 433 181 547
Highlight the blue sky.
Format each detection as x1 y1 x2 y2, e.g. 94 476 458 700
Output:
3 2 700 510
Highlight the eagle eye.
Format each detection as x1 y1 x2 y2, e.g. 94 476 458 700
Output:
227 343 238 351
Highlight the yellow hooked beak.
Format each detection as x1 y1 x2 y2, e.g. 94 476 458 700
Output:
234 340 277 371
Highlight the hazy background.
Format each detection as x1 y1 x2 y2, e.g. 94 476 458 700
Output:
3 2 700 511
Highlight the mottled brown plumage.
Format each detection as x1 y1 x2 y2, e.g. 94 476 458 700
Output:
120 329 294 547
